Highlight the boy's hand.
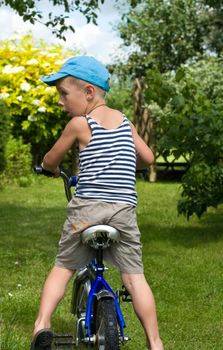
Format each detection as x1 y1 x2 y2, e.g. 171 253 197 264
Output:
41 163 60 177
53 167 60 177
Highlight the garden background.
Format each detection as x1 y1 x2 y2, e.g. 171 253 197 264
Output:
0 1 223 349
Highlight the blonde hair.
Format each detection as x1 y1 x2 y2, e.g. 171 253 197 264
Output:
68 76 106 97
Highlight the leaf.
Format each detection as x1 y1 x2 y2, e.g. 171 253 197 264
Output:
175 67 185 82
171 95 185 110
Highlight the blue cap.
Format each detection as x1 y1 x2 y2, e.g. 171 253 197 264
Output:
40 55 110 92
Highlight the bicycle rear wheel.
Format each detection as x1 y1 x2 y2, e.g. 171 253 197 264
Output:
76 279 90 317
95 298 120 350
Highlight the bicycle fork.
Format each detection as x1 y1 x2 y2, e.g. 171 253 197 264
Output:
71 264 130 347
85 274 126 341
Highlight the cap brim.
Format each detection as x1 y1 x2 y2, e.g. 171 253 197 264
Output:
40 72 67 86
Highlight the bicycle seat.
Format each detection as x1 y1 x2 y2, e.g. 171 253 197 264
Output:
81 225 120 250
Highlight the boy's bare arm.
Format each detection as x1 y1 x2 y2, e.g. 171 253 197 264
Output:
130 122 154 169
42 117 82 173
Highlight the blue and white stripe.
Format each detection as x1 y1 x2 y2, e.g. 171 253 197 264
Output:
75 115 137 206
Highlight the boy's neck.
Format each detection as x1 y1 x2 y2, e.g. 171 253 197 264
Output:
87 103 106 115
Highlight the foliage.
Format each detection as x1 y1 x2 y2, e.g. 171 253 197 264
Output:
178 164 223 218
119 0 223 74
0 0 105 40
152 57 223 218
3 136 33 187
201 0 223 54
0 100 10 172
116 0 223 218
0 34 73 163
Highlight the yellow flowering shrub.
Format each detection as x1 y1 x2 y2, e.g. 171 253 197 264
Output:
0 34 74 161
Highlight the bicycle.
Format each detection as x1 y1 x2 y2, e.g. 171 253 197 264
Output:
34 166 132 350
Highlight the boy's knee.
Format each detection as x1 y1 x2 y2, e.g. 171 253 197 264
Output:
121 272 146 293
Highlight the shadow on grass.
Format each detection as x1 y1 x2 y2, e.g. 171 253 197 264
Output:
140 208 223 248
0 203 65 235
0 203 67 269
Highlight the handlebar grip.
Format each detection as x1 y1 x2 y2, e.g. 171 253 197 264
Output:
69 176 78 187
33 165 55 177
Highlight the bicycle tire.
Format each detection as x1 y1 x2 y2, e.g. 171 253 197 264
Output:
95 298 120 350
76 279 89 318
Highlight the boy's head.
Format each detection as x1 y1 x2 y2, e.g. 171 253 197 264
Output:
41 55 110 92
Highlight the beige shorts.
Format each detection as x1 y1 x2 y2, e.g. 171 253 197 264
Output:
55 197 144 274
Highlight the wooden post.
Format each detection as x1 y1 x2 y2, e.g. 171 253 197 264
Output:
71 141 79 175
133 78 157 182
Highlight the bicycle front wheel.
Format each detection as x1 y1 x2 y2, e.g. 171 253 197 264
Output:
96 298 120 350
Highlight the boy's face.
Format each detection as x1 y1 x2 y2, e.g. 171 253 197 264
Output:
56 77 87 118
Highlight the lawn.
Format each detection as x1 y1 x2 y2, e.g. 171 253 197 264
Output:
0 178 222 350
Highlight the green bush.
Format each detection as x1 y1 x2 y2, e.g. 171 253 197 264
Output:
0 100 10 173
146 57 223 218
4 136 33 187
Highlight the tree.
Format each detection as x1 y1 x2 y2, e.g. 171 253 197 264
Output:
0 0 105 40
119 0 223 74
118 0 209 181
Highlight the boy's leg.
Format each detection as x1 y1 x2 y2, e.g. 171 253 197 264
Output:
121 272 164 350
33 266 74 337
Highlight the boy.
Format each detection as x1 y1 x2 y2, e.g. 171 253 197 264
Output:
31 56 164 350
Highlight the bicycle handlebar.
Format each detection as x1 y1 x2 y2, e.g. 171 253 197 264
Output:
34 165 55 177
33 165 77 202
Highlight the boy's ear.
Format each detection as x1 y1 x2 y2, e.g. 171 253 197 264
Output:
85 84 95 97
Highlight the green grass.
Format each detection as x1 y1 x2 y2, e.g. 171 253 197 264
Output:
0 178 223 350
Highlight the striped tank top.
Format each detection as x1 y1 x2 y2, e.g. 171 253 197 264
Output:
74 115 137 206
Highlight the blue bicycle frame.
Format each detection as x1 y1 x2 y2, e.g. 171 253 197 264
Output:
85 259 126 341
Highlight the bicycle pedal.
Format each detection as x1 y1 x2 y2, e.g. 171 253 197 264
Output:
116 286 132 302
123 335 131 341
120 335 131 346
53 333 75 349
